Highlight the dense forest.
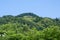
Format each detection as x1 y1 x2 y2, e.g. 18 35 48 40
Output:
0 13 60 40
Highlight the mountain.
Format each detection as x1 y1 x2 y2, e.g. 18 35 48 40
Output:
0 13 60 29
0 13 60 40
0 13 60 28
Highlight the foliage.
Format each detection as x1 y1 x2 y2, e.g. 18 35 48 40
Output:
0 13 60 40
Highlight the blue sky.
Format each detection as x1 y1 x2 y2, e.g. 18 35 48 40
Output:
0 0 60 18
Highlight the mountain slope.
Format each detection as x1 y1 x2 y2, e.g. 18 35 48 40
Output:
0 13 60 40
0 13 60 29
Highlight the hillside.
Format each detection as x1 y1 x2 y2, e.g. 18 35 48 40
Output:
0 13 60 40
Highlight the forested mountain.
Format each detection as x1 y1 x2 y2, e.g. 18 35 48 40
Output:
0 13 60 40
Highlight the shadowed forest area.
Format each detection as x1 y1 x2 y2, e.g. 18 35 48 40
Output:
0 13 60 40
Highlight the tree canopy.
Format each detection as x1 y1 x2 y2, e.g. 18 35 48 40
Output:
0 13 60 40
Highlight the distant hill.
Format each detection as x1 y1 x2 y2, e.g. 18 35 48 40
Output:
0 13 60 40
0 13 60 29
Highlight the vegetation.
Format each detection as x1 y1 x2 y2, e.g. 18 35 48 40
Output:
0 13 60 40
